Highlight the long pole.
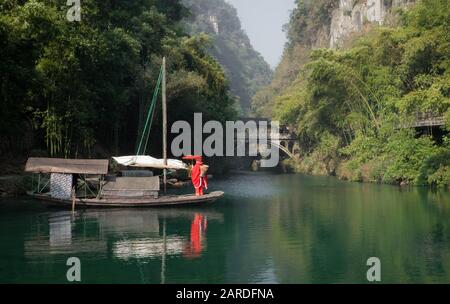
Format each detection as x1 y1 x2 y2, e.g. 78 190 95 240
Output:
162 57 167 193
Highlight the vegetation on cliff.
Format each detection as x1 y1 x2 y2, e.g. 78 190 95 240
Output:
252 0 339 117
183 0 273 114
255 0 450 186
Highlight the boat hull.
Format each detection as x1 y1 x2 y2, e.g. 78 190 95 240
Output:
28 191 225 208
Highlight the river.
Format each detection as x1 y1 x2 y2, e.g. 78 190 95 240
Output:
0 173 449 283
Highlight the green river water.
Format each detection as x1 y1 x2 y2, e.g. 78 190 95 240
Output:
1 173 450 283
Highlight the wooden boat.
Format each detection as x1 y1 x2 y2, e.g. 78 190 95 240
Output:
28 191 224 208
24 157 224 208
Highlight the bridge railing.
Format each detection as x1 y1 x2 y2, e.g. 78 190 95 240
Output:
413 111 445 128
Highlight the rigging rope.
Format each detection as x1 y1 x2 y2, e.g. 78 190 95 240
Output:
136 64 164 156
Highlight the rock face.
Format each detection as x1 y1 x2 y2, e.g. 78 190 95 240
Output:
329 0 415 48
209 15 219 34
182 0 273 114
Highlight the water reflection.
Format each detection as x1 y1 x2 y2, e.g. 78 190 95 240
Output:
49 212 72 247
25 211 108 257
3 173 450 283
24 208 223 262
183 214 208 259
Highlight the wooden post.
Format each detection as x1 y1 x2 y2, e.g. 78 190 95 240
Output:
162 57 168 193
71 186 76 213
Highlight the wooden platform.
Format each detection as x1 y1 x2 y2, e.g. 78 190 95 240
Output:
28 191 225 208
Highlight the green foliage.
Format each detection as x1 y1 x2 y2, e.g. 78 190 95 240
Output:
418 148 450 186
382 130 438 184
256 0 450 186
251 0 340 117
445 108 450 131
252 45 311 117
340 131 383 167
285 0 339 48
0 0 236 157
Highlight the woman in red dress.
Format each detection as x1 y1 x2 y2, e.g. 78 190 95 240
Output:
183 155 208 196
191 157 208 196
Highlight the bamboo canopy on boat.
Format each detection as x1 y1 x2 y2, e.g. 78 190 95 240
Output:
25 158 109 175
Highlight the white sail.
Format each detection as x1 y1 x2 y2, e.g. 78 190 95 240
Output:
113 155 188 170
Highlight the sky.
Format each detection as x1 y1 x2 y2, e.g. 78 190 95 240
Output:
225 0 296 69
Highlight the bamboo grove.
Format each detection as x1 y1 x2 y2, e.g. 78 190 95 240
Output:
0 0 237 158
253 0 450 186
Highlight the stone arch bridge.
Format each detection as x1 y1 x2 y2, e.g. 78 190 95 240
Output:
235 118 301 160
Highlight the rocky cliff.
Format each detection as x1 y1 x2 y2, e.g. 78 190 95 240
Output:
252 0 417 117
329 0 416 48
182 0 273 114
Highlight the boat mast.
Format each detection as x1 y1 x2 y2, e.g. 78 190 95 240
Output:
162 57 167 192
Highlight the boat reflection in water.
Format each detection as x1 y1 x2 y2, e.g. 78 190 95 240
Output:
25 208 223 263
112 213 209 260
24 211 109 258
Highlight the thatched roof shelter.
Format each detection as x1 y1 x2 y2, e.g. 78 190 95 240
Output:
25 158 109 175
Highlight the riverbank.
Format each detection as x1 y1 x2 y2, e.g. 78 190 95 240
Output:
0 175 30 198
0 156 30 197
281 155 450 189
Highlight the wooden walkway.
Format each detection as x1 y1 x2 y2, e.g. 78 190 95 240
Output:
412 112 445 128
